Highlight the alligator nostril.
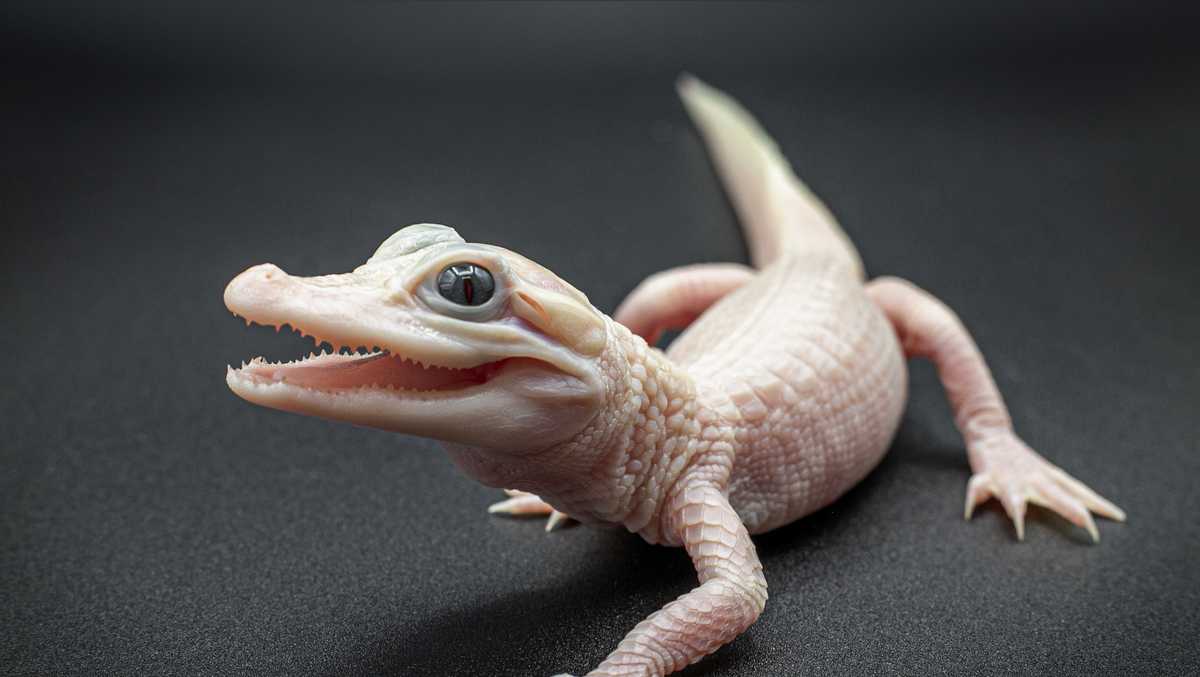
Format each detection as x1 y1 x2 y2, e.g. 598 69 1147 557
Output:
256 263 284 281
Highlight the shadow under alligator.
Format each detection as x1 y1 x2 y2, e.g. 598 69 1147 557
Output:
331 416 1081 676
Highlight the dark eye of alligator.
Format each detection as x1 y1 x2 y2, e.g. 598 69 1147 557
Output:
436 263 495 306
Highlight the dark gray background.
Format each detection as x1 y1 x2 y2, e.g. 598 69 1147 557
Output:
2 3 1198 675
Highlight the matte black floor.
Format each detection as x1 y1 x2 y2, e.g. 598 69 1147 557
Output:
3 4 1198 675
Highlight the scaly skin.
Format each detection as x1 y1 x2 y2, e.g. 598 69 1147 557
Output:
223 76 1124 677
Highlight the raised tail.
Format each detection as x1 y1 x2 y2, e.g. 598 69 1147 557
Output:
677 74 863 277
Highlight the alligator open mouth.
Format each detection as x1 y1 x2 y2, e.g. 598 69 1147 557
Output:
232 350 507 391
227 321 507 396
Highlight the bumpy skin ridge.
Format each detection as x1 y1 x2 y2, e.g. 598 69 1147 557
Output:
448 320 739 545
665 255 906 533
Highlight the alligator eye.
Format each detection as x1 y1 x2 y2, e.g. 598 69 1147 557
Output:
436 263 495 306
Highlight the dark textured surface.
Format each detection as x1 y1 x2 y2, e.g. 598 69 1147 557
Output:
3 4 1199 676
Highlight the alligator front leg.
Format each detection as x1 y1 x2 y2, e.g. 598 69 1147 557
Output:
558 484 767 677
614 263 754 345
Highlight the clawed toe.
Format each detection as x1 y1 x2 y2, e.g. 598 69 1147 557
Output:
488 492 554 515
1046 466 1126 523
964 436 1123 543
488 490 574 532
964 474 993 520
1029 477 1099 542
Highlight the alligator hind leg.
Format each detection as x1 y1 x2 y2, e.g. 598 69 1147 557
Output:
866 276 1125 542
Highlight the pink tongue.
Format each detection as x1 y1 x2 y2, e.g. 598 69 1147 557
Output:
251 353 488 391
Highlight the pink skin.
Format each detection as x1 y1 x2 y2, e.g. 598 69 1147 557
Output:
224 76 1123 677
614 263 756 346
